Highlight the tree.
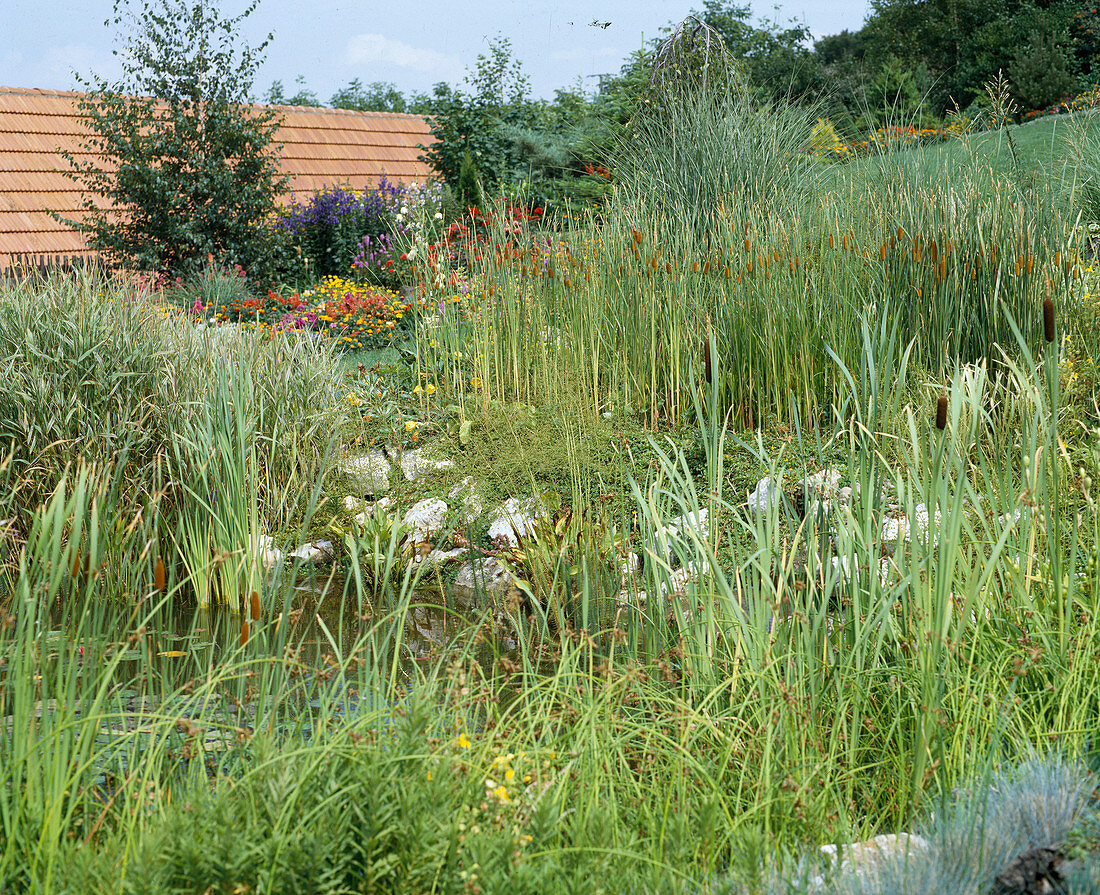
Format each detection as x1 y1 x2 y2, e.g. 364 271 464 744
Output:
329 79 408 112
63 0 287 278
264 75 321 106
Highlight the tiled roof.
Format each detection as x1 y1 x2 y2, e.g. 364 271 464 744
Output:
0 86 435 268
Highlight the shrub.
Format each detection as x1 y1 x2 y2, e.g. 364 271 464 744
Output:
62 0 286 279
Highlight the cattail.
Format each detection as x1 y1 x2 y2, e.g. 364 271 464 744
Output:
938 259 946 281
828 234 834 249
1055 250 1061 267
936 393 948 430
240 621 250 646
665 261 672 275
842 235 848 250
632 230 643 244
650 256 657 270
747 262 753 275
1043 296 1055 342
744 238 751 252
692 260 699 273
880 244 887 262
794 255 800 267
250 590 261 620
930 239 937 263
154 557 166 593
1014 259 1022 277
897 225 904 242
72 551 82 579
1026 255 1033 275
773 250 780 263
789 260 795 272
703 260 710 274
723 266 731 279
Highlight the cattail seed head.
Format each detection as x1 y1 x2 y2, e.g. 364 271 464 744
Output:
1043 297 1055 342
936 393 948 430
880 244 887 262
72 551 82 579
632 229 643 244
155 557 166 593
240 621 250 646
250 590 261 620
744 238 751 252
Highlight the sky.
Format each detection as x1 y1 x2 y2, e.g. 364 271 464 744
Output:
1 1 871 103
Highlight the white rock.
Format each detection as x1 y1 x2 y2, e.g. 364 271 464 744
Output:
398 447 454 482
448 476 483 523
487 497 540 547
402 497 448 544
747 476 782 516
800 468 842 495
258 535 283 571
662 509 708 540
813 833 932 889
880 503 940 546
412 546 468 569
453 556 516 595
289 540 334 564
342 495 364 514
338 448 391 495
619 552 640 587
352 497 392 529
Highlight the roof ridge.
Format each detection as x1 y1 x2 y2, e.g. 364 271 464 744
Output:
0 86 429 120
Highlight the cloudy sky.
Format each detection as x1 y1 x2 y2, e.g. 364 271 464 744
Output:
2 1 870 103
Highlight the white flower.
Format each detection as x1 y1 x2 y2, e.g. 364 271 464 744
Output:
434 211 443 221
407 247 417 260
394 214 404 224
400 205 408 215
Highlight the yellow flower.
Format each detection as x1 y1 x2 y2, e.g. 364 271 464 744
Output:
457 732 471 748
491 785 509 803
413 385 423 395
405 420 419 432
426 383 436 395
345 393 362 406
469 376 482 390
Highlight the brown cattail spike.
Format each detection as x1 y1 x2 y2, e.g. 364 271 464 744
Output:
241 621 250 646
632 230 643 244
936 393 948 431
250 590 261 620
1043 297 1055 342
154 557 166 593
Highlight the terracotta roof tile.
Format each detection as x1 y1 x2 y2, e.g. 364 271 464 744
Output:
0 86 435 268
